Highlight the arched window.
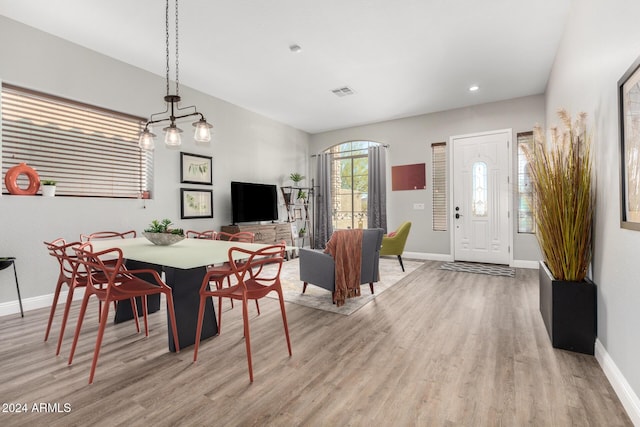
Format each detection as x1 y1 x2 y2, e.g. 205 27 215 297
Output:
325 141 381 229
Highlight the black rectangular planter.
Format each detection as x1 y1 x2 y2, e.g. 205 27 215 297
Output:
539 261 597 355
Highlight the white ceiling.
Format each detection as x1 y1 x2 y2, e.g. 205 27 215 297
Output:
0 0 571 134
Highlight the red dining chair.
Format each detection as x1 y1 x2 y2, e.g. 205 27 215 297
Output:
44 239 141 356
44 239 86 352
193 243 292 382
208 231 256 311
79 230 138 313
68 242 180 384
185 230 216 240
216 231 255 243
80 230 137 242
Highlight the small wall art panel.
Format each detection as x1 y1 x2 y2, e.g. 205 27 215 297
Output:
391 163 426 191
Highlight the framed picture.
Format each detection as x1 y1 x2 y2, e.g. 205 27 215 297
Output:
180 152 212 185
618 55 640 230
391 163 426 191
294 208 303 220
181 188 213 219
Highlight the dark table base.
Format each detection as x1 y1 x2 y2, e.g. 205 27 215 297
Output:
114 261 218 352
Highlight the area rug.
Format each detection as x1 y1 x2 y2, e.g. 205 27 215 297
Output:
439 261 515 277
267 257 424 315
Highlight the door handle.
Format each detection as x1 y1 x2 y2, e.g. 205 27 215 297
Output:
455 206 462 219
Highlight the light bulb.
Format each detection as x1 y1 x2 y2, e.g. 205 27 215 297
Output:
193 119 213 143
163 123 183 147
138 129 156 150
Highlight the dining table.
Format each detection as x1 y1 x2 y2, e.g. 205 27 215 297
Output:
89 236 293 352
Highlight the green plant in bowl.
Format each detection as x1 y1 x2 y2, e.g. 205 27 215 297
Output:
143 219 185 245
144 219 184 235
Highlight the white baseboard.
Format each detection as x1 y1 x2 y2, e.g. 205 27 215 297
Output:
595 339 640 426
401 252 540 269
511 260 539 269
402 252 454 262
0 289 83 317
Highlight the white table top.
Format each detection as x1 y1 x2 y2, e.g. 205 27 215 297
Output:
89 237 294 270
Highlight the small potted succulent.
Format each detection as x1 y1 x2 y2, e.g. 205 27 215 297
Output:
143 219 185 246
41 180 57 197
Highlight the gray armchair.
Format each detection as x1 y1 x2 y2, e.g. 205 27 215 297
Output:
299 228 384 301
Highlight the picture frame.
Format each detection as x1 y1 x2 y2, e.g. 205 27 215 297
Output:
618 54 640 230
180 152 212 185
391 163 426 191
180 188 213 219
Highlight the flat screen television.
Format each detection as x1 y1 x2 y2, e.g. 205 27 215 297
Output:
231 181 279 224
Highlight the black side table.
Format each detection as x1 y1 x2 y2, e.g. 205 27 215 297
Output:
0 257 23 317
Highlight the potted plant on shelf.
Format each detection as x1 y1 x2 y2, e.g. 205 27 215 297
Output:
41 180 57 197
290 172 305 186
143 219 185 246
524 109 596 355
283 172 305 205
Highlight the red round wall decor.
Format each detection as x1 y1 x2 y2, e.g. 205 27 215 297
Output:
4 163 41 195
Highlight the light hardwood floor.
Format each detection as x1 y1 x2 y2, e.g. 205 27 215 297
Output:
0 261 632 426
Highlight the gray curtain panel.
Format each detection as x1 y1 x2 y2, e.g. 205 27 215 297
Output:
313 152 333 249
367 145 387 232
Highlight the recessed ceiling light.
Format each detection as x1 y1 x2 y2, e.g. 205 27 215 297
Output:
289 44 302 53
469 85 480 92
331 86 355 97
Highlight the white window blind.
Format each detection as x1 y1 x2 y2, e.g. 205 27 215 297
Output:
432 142 447 231
1 83 152 198
517 131 535 233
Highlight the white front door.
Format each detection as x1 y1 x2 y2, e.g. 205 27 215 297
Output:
452 129 511 265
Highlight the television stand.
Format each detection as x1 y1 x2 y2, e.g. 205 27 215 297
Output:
220 223 291 245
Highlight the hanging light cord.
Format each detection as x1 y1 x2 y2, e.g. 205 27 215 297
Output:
175 0 179 97
164 0 180 97
165 0 170 97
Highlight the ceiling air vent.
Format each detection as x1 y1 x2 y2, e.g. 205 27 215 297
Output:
331 86 355 97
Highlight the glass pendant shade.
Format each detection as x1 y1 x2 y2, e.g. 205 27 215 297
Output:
139 129 156 150
163 123 183 147
193 119 213 143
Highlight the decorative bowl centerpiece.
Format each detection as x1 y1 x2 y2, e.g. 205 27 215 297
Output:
143 219 185 246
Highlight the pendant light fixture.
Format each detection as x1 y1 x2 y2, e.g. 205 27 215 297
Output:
139 0 212 150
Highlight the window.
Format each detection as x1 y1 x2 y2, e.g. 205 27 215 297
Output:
326 141 379 229
517 131 535 233
472 161 488 216
1 83 151 198
431 142 447 231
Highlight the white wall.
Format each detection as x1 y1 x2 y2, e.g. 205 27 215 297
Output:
545 0 640 419
310 95 544 262
0 16 310 307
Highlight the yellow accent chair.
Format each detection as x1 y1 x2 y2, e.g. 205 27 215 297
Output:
380 221 412 271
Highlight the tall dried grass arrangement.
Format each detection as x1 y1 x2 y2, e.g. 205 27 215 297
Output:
524 109 594 282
